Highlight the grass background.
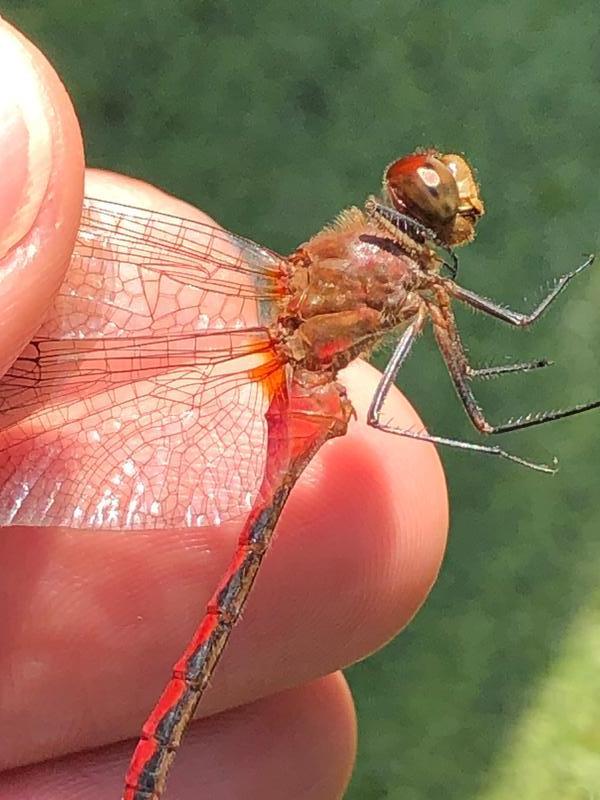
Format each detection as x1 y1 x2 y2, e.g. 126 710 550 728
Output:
5 2 600 798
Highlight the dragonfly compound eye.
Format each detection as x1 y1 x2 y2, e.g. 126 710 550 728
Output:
383 151 485 248
385 153 460 229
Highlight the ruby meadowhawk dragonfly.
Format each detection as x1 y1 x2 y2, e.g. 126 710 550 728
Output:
1 150 599 799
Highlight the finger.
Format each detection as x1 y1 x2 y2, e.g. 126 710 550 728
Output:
1 171 447 767
0 674 356 800
0 17 84 376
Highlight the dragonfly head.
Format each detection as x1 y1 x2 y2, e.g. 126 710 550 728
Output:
383 150 485 248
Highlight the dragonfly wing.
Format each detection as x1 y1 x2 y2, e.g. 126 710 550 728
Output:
40 197 286 340
0 199 289 530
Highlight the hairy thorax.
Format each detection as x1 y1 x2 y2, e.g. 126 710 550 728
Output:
277 208 428 373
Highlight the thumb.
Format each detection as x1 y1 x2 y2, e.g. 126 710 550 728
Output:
0 17 84 376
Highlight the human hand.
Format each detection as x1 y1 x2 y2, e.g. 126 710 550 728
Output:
0 17 448 799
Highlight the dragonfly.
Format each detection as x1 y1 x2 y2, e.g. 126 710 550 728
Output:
1 150 598 799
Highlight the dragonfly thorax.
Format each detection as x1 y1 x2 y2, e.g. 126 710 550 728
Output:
278 208 425 373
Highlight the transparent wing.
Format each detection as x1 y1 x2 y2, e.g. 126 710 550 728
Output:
41 197 286 340
0 198 290 530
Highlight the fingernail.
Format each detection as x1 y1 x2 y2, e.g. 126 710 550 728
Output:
0 26 52 260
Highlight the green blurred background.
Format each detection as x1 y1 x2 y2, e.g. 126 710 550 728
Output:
6 2 600 798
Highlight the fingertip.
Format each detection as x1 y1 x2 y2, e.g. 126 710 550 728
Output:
0 18 84 375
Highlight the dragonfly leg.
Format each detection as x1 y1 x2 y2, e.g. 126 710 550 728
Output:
430 293 552 381
432 307 600 436
370 423 558 473
367 314 426 425
366 313 555 472
449 254 595 326
466 357 553 379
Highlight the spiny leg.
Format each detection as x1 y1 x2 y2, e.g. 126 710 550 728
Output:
449 254 594 326
373 424 557 473
369 256 597 470
368 316 425 424
466 357 553 380
366 313 555 473
429 296 553 381
432 307 600 436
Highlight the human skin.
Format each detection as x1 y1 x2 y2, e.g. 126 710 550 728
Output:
0 16 448 800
